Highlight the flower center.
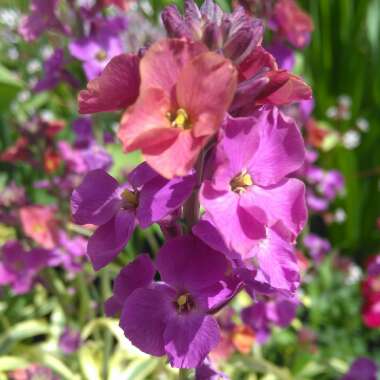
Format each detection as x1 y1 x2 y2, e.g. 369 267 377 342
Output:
95 49 107 62
230 170 253 193
32 224 45 233
175 292 195 313
167 108 191 129
121 189 139 209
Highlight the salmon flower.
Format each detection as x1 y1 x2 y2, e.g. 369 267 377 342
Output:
118 38 237 178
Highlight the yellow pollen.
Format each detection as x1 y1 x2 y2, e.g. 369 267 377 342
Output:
32 224 44 233
177 294 188 306
122 189 138 208
230 170 253 193
95 49 107 62
168 108 191 129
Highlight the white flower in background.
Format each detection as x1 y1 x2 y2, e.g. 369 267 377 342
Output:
41 110 55 120
28 77 38 88
7 47 19 60
41 46 54 60
356 117 369 132
326 106 338 119
335 208 346 223
338 94 352 108
27 60 41 74
345 264 362 285
17 91 31 103
342 130 361 149
0 8 19 28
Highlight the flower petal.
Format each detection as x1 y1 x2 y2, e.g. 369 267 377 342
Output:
105 254 155 316
248 107 305 186
139 38 207 97
164 314 220 368
120 284 176 356
241 178 307 240
87 210 136 270
71 169 121 226
156 234 229 292
137 172 196 228
176 51 237 138
78 54 140 114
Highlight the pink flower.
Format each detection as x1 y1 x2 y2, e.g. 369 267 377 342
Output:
78 53 140 114
272 0 314 49
231 47 312 115
19 205 59 249
118 38 237 178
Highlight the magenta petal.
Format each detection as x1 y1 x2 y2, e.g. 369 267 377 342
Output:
105 254 155 316
244 228 300 294
242 178 307 239
219 116 260 174
137 172 196 228
248 107 305 186
127 162 159 189
164 314 220 368
156 235 228 292
87 210 136 270
71 169 121 226
200 182 266 256
120 284 176 356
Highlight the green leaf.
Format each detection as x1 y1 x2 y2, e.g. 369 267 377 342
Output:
0 356 29 372
0 64 23 111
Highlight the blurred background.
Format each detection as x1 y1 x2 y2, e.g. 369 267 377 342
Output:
0 0 380 379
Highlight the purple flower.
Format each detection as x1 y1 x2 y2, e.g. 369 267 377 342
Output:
71 164 196 270
241 297 298 343
341 358 378 380
267 42 295 71
117 235 239 368
303 233 331 263
72 117 94 148
318 169 344 200
19 0 70 42
50 231 87 273
58 140 112 174
0 241 51 294
196 358 229 380
162 0 264 64
59 327 82 354
34 49 79 93
198 106 306 258
69 17 127 80
368 256 380 276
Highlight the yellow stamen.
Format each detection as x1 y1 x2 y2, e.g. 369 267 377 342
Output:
230 170 253 193
122 189 139 208
168 108 191 129
176 293 194 313
32 224 44 233
177 294 188 306
95 50 107 62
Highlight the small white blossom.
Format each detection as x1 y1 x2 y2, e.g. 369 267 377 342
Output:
17 90 31 103
356 117 369 132
0 8 19 28
326 106 338 119
335 208 346 223
27 60 41 74
7 47 19 60
342 130 361 149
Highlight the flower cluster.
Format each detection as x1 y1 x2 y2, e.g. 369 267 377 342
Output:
71 0 312 370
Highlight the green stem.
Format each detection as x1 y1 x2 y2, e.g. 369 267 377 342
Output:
183 151 206 229
76 273 91 327
44 268 71 315
178 368 192 380
100 270 112 380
